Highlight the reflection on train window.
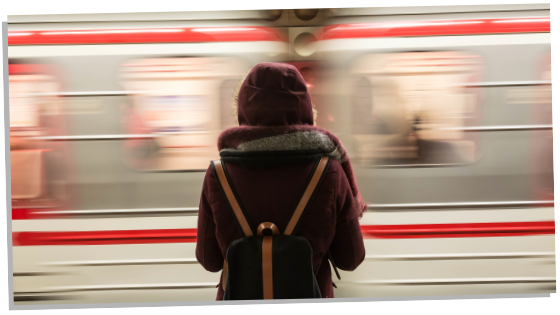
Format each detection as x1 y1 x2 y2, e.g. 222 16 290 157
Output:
119 57 248 171
9 68 68 208
350 51 481 166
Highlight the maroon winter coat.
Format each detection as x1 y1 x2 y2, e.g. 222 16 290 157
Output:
195 63 366 300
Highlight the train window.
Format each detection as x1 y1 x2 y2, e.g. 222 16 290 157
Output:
9 74 61 128
120 57 249 171
349 51 481 166
9 67 67 205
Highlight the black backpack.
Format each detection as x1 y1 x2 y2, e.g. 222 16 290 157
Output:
212 156 336 300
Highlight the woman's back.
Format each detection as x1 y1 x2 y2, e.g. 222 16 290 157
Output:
195 62 366 300
197 157 364 299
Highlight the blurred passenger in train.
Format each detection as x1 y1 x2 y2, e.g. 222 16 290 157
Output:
357 81 470 165
370 78 416 148
196 63 366 300
353 77 419 164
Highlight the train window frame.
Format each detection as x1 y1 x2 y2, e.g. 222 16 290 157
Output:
118 56 249 173
347 49 484 168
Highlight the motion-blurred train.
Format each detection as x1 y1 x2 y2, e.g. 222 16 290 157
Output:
8 3 554 304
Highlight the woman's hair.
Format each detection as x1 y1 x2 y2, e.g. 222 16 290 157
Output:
231 67 318 126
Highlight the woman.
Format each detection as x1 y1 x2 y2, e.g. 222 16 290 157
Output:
196 63 366 300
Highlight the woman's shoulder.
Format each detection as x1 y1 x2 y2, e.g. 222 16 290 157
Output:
202 163 218 189
326 157 343 175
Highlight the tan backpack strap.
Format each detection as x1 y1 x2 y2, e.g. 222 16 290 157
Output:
213 160 254 237
213 159 253 293
284 156 330 235
221 260 228 291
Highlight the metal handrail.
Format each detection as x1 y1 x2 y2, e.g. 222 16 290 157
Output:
365 252 555 261
13 272 71 277
27 124 551 142
15 283 218 294
346 277 556 286
36 207 199 216
40 252 555 267
427 125 552 132
22 80 552 98
367 200 554 210
20 201 553 219
29 132 209 141
456 80 551 88
27 91 153 97
42 258 199 267
15 278 555 295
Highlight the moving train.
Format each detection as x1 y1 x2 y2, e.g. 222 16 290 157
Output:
7 3 554 304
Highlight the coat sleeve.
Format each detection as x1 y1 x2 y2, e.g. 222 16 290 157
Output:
195 167 224 273
328 166 366 271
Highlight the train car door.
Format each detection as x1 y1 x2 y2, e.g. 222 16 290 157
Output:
9 63 72 216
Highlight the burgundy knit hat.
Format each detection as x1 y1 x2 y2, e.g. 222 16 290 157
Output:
237 63 314 126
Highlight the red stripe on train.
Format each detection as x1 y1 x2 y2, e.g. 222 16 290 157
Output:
12 209 38 220
11 221 555 246
322 18 550 40
13 229 198 246
8 64 57 76
7 27 284 45
12 208 65 220
7 18 548 46
360 221 555 239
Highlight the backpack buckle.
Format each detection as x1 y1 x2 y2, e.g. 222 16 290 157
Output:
257 222 280 236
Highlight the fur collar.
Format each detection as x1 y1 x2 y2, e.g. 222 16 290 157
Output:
220 131 342 161
218 125 367 218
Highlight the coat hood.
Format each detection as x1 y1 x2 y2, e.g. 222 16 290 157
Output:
237 63 314 126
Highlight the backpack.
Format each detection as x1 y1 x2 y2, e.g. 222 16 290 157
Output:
211 156 337 300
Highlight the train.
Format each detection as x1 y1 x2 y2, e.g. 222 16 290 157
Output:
7 3 554 305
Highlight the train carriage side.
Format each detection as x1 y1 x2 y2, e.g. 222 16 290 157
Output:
314 13 555 298
7 6 556 304
9 22 289 304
